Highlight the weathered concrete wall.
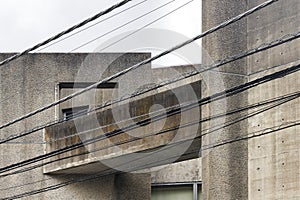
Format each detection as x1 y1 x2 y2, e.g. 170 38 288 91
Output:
247 0 300 199
151 158 202 184
202 0 248 199
1 1 297 199
151 1 300 199
44 80 201 175
0 53 151 200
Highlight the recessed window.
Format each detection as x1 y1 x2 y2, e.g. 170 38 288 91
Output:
151 182 201 200
58 82 117 89
56 81 118 120
62 106 89 121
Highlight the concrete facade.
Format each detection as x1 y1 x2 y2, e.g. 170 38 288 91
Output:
202 0 299 199
0 0 299 199
0 53 203 199
247 0 300 199
0 53 152 200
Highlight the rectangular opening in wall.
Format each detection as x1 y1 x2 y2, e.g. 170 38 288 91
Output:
151 183 201 200
56 81 118 120
58 82 117 89
62 105 89 121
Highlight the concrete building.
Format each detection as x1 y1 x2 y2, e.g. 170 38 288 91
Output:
0 0 299 199
0 52 202 200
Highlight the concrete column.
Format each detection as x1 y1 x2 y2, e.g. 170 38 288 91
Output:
202 1 248 199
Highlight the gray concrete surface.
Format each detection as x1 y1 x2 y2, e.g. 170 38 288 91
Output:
202 0 248 199
151 158 202 184
247 0 300 199
0 0 299 199
0 53 152 200
43 79 201 174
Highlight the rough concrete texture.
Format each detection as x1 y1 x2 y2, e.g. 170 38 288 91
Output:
0 53 151 200
113 173 151 200
0 1 298 199
44 80 201 174
202 0 248 199
151 158 202 184
247 0 300 199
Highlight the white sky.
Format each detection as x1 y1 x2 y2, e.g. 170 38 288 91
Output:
0 0 202 54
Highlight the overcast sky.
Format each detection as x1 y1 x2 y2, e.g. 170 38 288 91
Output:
0 0 201 54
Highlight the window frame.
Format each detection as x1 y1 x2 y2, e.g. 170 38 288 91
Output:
151 181 202 200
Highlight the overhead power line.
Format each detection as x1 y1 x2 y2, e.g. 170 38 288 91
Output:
36 0 148 52
2 93 299 200
0 0 284 197
1 90 299 179
0 1 296 180
0 0 278 131
202 119 300 150
3 88 295 192
0 57 298 176
2 1 298 197
1 29 298 145
0 0 133 67
70 0 181 52
0 0 190 118
72 0 193 52
0 0 148 108
2 87 299 197
0 0 299 197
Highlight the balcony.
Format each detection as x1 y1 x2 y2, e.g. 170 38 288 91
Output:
44 80 201 174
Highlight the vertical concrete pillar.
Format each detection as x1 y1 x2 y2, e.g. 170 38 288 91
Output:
202 1 248 199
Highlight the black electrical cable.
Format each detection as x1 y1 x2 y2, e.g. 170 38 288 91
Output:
2 98 299 200
51 89 300 142
202 119 300 150
0 0 286 195
2 25 297 146
0 0 191 114
74 0 193 52
0 61 299 190
36 0 148 52
70 0 180 52
0 0 133 67
1 90 299 179
1 58 298 195
0 0 278 131
0 60 298 175
0 0 148 107
1 149 202 200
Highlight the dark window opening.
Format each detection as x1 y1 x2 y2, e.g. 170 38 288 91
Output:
58 82 117 90
62 106 89 121
151 182 201 200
